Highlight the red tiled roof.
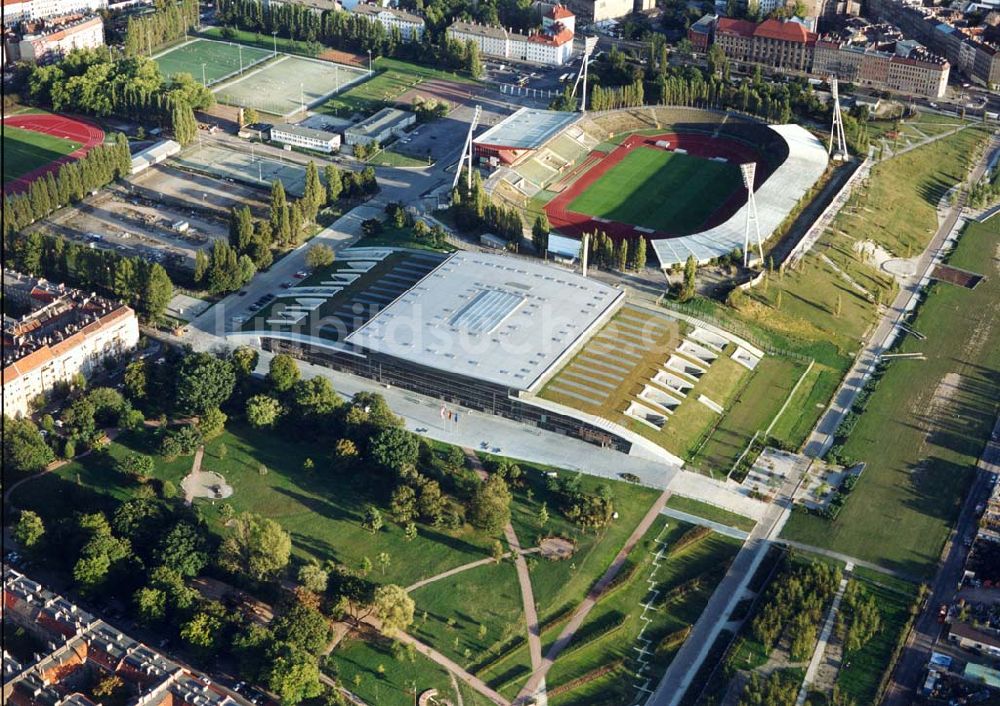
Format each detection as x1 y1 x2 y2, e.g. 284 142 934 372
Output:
716 17 757 37
529 28 573 45
549 4 574 19
754 18 816 43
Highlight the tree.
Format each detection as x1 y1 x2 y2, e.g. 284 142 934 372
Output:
324 164 342 203
198 407 227 440
335 438 359 458
634 236 647 271
172 102 197 145
264 643 323 705
362 506 383 534
230 205 255 254
3 416 54 474
465 39 483 78
403 522 417 542
376 551 391 576
246 394 283 428
156 521 208 576
389 485 417 523
14 510 45 549
679 255 697 302
93 675 124 699
537 502 549 527
134 586 167 623
298 564 328 594
270 179 291 244
470 475 512 534
267 354 300 393
368 427 418 474
139 263 173 320
373 584 415 635
220 512 292 581
175 353 236 415
305 243 335 269
232 346 260 378
181 611 223 651
273 603 331 655
615 239 628 271
117 452 155 481
491 540 505 563
532 214 550 253
302 161 324 222
123 359 147 400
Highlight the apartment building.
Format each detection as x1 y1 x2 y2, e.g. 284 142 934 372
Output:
813 38 950 97
1 0 106 24
2 270 139 419
15 14 104 62
447 7 575 66
352 2 425 41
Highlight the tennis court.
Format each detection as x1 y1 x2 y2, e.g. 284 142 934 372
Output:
213 54 369 117
154 39 273 85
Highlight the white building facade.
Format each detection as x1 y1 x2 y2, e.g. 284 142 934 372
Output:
17 15 104 63
2 0 106 23
352 3 425 41
447 10 575 66
270 124 341 153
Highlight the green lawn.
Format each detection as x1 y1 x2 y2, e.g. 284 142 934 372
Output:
3 125 81 182
317 57 475 117
198 27 319 61
332 634 455 706
665 495 756 532
781 215 1000 577
768 362 842 450
543 519 741 706
10 424 498 588
410 561 525 672
566 148 742 234
691 356 803 476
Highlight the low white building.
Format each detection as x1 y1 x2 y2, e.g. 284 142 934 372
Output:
270 124 342 153
130 139 181 175
16 14 104 63
2 0 106 24
352 3 425 41
446 8 575 66
2 271 140 419
344 107 416 148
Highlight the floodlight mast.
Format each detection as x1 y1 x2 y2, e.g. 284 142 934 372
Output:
740 162 762 267
572 36 599 112
829 75 849 161
452 104 482 191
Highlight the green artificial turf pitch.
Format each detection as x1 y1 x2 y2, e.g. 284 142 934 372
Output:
154 39 272 85
566 148 742 233
3 126 81 182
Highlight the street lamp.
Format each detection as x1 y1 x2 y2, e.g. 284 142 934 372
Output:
272 31 278 56
367 49 372 76
201 62 206 86
239 43 244 74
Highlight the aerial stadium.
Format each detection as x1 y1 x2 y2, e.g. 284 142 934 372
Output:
232 248 767 466
478 106 830 268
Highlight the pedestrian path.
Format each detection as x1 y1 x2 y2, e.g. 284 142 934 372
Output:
795 563 852 705
660 507 750 540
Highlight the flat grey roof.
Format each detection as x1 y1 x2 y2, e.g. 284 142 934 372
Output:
272 123 339 142
345 107 414 137
346 252 624 391
474 107 580 150
651 124 829 267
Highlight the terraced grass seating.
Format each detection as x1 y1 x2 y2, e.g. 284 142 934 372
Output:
514 157 558 188
639 385 683 413
666 354 706 379
688 327 728 351
547 133 591 163
653 370 694 395
678 339 719 365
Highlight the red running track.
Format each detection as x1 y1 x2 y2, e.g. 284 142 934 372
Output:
543 132 767 242
3 113 106 195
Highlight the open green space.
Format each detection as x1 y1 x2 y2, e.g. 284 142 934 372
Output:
198 27 320 59
664 495 756 533
410 561 525 672
566 148 742 234
2 125 81 182
332 634 455 706
781 215 1000 577
154 38 272 84
317 57 475 117
10 424 497 588
543 519 741 706
690 356 803 476
767 362 842 450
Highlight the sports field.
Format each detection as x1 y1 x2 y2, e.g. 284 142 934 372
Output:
3 125 81 182
154 38 272 85
566 149 741 233
214 54 368 116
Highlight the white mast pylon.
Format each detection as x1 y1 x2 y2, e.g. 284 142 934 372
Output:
452 104 482 191
741 162 762 267
829 75 849 161
571 36 599 112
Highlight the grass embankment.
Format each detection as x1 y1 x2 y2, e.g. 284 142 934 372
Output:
782 214 1000 577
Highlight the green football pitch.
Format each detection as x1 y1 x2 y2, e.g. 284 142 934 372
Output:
3 126 81 182
567 148 742 233
154 39 272 85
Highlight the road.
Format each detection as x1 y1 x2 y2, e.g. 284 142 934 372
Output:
882 415 1000 706
803 131 998 459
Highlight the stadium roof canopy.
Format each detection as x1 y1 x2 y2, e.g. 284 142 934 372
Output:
650 124 828 268
474 108 580 150
345 252 623 391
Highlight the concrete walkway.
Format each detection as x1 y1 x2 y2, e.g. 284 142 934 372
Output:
405 555 508 593
659 507 750 541
774 539 920 582
515 488 672 704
